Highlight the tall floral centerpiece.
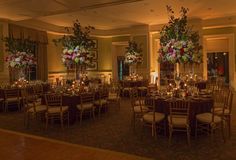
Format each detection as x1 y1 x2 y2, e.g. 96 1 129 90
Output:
124 40 143 75
4 37 37 81
158 6 202 77
54 20 95 80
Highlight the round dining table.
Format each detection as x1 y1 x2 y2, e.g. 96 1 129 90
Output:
152 96 213 134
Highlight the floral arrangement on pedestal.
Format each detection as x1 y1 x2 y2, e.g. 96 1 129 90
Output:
6 51 36 68
3 37 37 80
124 40 143 65
61 46 94 68
4 37 37 68
158 6 202 64
53 20 95 70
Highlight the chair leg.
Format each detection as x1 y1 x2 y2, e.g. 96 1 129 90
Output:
221 121 225 142
80 111 83 124
67 112 69 127
4 102 7 112
210 126 214 141
92 108 95 120
187 127 191 146
60 114 64 129
168 127 172 146
118 100 120 110
228 116 231 138
132 114 136 130
151 123 155 137
99 106 101 117
195 120 198 138
45 114 48 129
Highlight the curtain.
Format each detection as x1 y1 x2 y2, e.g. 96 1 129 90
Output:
36 43 48 81
8 24 48 81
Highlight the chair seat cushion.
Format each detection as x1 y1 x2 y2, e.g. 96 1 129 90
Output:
134 100 145 105
213 108 230 115
108 93 119 101
28 105 47 113
196 112 222 124
168 115 188 127
47 106 68 113
143 112 165 123
123 87 131 91
133 106 149 113
5 97 20 102
77 103 94 110
94 99 107 105
28 101 42 107
137 87 147 90
214 102 224 108
108 96 119 101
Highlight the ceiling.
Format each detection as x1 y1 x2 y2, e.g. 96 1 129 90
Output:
1 0 236 30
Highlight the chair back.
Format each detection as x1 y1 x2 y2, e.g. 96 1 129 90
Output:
98 89 108 100
130 88 146 113
25 94 41 113
213 87 229 105
80 92 94 104
33 84 44 96
45 94 62 110
222 89 234 115
169 99 190 124
4 88 20 99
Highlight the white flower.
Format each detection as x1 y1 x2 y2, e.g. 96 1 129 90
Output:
15 57 21 62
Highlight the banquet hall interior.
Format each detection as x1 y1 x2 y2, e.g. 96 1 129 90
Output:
0 0 236 160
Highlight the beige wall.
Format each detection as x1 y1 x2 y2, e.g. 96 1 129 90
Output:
97 37 112 71
0 21 9 83
47 33 65 73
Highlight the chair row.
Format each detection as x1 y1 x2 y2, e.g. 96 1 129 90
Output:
24 88 121 129
130 87 234 146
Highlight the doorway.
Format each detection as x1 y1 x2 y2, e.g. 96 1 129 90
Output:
207 52 229 83
117 56 129 80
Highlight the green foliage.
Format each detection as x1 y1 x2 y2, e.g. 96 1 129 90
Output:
53 19 95 50
2 37 35 54
126 40 142 54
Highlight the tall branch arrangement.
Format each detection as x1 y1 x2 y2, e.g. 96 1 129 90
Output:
53 20 95 68
158 6 202 64
124 40 143 65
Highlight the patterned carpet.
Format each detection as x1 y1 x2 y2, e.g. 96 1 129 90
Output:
0 97 235 160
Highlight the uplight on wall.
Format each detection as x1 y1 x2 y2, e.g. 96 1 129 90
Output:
150 71 158 84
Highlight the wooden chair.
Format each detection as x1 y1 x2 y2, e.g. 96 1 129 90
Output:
45 94 69 129
24 94 47 128
33 84 44 97
142 98 165 137
122 81 131 97
4 88 21 112
76 92 95 123
94 89 108 116
212 87 229 108
213 88 233 138
107 86 121 109
130 88 149 129
168 99 191 146
195 98 225 142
